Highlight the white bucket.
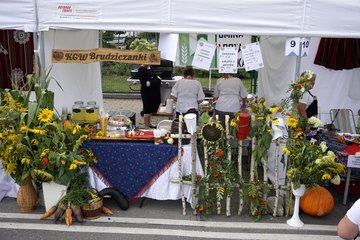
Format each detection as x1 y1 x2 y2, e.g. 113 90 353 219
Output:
184 113 197 135
42 181 67 211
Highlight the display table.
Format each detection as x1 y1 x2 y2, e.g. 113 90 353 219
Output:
85 141 204 206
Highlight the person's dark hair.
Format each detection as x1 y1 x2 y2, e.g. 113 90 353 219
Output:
183 66 194 77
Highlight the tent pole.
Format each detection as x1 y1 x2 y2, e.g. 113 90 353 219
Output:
33 33 39 79
39 31 46 84
208 69 212 91
294 39 303 79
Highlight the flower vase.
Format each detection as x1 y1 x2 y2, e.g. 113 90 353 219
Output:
287 184 305 228
236 113 250 140
16 176 38 212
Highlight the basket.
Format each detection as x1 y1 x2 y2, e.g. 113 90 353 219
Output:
81 198 103 220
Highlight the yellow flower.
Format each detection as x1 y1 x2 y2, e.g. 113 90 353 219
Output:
286 118 298 128
38 108 54 123
73 159 86 165
283 146 291 155
96 131 104 138
72 125 81 134
40 149 50 158
272 119 279 125
294 130 303 139
31 139 39 145
30 128 46 135
269 106 279 113
230 120 236 127
257 116 264 120
21 158 31 165
19 126 28 133
322 173 331 180
61 160 66 165
69 163 77 170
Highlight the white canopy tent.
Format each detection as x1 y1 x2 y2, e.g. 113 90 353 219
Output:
37 0 360 38
0 0 37 32
1 0 359 119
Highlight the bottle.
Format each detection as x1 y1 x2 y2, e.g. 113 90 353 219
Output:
63 114 73 130
85 101 99 123
72 101 85 122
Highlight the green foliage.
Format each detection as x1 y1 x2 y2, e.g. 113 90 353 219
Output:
248 98 273 166
196 142 238 215
243 181 269 221
129 39 157 51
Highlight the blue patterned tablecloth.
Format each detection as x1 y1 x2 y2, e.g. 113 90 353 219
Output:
83 141 178 204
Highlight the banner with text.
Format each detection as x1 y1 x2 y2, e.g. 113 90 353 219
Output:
52 48 161 64
176 34 251 69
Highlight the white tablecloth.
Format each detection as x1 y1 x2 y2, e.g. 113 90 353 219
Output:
88 144 204 207
0 162 19 201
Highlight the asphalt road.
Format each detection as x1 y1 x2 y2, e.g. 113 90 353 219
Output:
0 189 354 240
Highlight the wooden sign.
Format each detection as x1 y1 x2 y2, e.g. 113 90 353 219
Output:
52 48 161 65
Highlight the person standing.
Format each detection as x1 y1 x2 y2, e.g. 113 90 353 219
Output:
170 66 205 118
138 64 161 129
338 198 360 239
298 71 317 118
213 73 248 125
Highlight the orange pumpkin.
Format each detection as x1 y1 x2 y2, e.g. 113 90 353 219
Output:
300 186 334 217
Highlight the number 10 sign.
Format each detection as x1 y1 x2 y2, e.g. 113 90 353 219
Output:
285 37 310 57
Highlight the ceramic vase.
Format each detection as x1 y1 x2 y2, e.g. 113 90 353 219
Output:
16 176 38 212
287 184 305 228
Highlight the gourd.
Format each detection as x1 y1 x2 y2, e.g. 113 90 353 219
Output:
300 185 334 217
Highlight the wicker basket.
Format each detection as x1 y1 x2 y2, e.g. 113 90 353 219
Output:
81 198 103 220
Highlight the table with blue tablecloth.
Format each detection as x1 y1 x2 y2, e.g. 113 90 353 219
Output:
84 140 179 204
85 141 204 207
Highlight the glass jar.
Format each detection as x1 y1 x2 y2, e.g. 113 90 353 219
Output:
72 101 85 122
85 101 99 123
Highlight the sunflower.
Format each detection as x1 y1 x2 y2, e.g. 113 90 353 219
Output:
200 121 224 145
38 108 54 123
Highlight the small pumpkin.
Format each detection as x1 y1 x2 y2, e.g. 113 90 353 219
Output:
300 185 334 217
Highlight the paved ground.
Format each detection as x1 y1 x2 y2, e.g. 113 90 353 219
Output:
0 97 356 239
103 97 169 128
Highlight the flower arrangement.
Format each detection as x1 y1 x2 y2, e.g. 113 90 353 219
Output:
282 117 345 189
280 70 345 189
0 73 95 185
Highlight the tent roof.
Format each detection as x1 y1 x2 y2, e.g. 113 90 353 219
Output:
36 0 360 37
0 0 37 32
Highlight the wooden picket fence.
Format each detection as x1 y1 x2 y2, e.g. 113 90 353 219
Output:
171 114 292 217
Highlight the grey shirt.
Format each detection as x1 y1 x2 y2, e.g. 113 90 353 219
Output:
214 77 248 112
171 79 205 113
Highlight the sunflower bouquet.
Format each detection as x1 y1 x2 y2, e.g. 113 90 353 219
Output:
279 71 345 189
0 73 95 185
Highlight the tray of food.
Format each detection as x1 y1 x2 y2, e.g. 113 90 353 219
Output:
125 129 154 139
108 115 132 127
342 133 360 144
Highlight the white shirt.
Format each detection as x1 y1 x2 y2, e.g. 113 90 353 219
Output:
347 198 360 231
214 77 248 112
170 79 205 113
299 91 315 109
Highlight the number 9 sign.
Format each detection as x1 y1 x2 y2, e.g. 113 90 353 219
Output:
285 37 311 56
